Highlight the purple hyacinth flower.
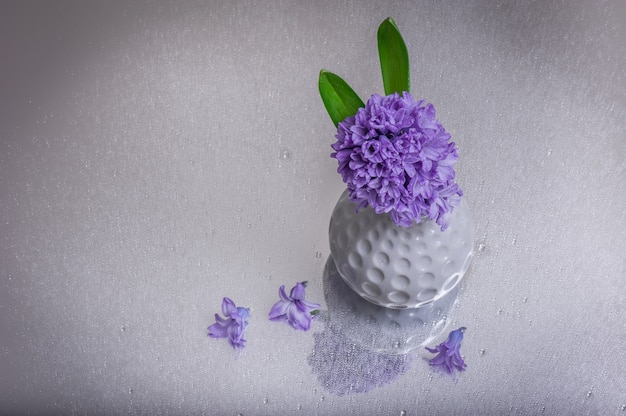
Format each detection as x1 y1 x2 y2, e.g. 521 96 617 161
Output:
425 327 467 375
208 297 250 349
331 92 463 231
269 282 321 331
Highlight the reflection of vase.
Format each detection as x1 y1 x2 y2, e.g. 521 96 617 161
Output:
307 257 462 396
329 190 473 309
321 256 458 353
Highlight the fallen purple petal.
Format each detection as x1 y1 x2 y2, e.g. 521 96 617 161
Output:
208 297 250 349
269 281 321 331
425 326 467 375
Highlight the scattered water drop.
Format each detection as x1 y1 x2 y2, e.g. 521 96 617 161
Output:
480 349 486 355
263 397 269 404
297 404 302 411
128 388 133 394
621 404 626 411
400 411 407 416
522 297 528 303
477 243 486 252
315 251 322 259
120 325 126 332
547 149 552 156
281 149 290 159
320 396 325 402
586 389 593 398
497 309 503 315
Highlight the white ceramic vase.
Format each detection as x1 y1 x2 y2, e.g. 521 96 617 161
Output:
329 190 474 309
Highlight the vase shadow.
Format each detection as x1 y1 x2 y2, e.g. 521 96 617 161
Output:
307 256 461 395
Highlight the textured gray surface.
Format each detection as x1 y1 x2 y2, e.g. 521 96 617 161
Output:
1 1 625 415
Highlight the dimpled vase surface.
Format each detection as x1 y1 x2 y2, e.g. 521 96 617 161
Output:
329 190 474 309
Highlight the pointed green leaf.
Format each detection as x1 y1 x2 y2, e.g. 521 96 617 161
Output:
318 69 365 127
377 17 410 95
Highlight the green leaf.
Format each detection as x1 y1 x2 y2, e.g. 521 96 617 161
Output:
377 17 410 95
318 69 365 127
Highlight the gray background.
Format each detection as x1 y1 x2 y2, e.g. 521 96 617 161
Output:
1 1 625 414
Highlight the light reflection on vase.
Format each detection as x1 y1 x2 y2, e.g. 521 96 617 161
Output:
307 256 462 395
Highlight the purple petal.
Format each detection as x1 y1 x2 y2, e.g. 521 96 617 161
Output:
286 305 311 331
277 285 291 302
268 300 290 320
298 299 321 312
221 297 237 317
289 282 306 301
208 316 229 339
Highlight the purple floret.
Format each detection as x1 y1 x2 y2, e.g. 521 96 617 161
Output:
425 326 467 375
208 297 250 349
269 282 320 331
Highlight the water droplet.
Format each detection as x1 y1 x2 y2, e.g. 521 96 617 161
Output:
263 397 269 404
400 411 407 416
281 149 290 159
586 389 593 398
497 309 503 315
315 251 322 259
120 325 126 332
621 404 626 411
480 349 486 355
477 243 486 252
522 297 528 303
320 396 325 402
297 404 302 411
547 149 552 156
128 388 133 394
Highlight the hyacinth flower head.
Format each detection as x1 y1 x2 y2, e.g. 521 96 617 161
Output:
269 281 321 331
425 326 467 375
208 297 250 349
319 18 462 231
